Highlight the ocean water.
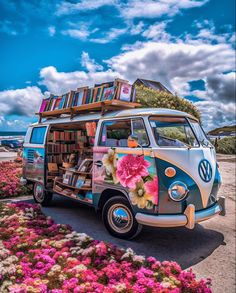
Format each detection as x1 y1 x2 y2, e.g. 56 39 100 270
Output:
0 131 26 143
0 131 26 137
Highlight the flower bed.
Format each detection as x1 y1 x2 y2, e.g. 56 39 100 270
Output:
0 202 212 292
0 160 30 198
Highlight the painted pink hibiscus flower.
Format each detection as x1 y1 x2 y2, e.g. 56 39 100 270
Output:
144 175 158 205
116 154 150 189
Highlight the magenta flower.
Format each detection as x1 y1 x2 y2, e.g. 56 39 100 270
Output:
0 202 212 293
144 175 159 205
116 155 150 189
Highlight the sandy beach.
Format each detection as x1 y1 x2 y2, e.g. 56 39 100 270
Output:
0 151 17 162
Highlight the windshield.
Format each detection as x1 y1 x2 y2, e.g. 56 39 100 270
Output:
149 116 199 148
189 119 212 147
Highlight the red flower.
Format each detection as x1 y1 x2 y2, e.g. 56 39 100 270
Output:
116 154 150 189
144 176 159 205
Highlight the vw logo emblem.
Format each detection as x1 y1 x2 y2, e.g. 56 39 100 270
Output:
198 159 212 182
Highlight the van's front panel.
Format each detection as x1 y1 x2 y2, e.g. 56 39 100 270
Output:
154 148 220 214
23 147 45 184
22 126 47 184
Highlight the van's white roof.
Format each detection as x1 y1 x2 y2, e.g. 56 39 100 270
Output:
31 108 197 126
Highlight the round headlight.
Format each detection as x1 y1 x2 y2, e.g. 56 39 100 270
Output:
168 181 189 202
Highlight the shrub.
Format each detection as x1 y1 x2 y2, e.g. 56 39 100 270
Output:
215 136 236 154
136 86 201 121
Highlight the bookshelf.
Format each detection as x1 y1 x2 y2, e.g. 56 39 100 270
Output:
54 178 92 191
37 100 140 122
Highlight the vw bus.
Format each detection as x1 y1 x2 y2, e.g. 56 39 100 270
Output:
22 108 225 239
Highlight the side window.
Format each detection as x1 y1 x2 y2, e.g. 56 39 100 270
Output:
132 119 149 146
30 127 47 144
99 120 132 147
99 118 149 147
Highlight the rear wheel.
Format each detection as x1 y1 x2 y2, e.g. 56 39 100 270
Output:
102 196 142 239
33 182 53 206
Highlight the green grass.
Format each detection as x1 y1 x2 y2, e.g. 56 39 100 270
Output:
208 125 236 135
214 136 236 154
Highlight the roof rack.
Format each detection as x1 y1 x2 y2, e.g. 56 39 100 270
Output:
36 100 141 123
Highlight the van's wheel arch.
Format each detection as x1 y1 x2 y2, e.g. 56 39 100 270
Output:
102 195 142 239
33 182 53 206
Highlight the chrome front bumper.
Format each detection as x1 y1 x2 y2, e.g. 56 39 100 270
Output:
135 196 226 230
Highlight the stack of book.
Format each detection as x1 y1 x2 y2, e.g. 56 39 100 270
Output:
47 143 79 153
39 79 136 113
48 131 77 141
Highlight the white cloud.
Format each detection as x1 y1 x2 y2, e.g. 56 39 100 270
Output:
119 0 208 19
56 0 208 20
0 116 31 130
38 34 234 129
81 51 104 72
195 101 236 130
56 0 117 16
48 26 56 36
106 41 235 96
0 86 43 117
39 66 121 95
130 21 145 35
192 72 235 103
62 28 90 40
90 27 127 44
142 22 171 42
61 21 99 40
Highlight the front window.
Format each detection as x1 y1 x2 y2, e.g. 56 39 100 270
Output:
149 116 199 148
189 119 212 147
30 127 46 144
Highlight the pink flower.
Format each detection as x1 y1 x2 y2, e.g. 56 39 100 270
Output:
144 176 158 205
116 155 150 189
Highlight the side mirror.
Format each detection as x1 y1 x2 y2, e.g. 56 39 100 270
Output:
128 135 139 148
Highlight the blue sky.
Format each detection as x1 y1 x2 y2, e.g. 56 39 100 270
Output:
0 0 235 131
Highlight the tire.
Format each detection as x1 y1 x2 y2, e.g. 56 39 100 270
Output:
33 182 53 206
102 196 142 239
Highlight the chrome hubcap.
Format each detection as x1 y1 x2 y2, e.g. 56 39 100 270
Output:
107 203 133 233
35 184 44 202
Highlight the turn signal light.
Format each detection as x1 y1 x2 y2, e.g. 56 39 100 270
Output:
165 167 176 177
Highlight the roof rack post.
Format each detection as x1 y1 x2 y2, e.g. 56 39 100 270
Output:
38 113 42 123
70 108 74 120
101 101 106 115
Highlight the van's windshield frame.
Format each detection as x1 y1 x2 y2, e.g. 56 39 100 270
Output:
149 115 202 148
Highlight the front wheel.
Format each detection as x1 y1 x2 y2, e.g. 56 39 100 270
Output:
33 182 53 206
102 196 142 239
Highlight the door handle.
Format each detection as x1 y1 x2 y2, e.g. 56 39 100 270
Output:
95 160 103 167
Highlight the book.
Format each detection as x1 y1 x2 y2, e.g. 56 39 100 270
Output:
63 170 74 185
58 95 66 109
101 86 115 101
83 179 92 188
89 88 94 103
119 83 132 102
39 98 50 113
92 87 98 103
75 175 86 188
95 86 103 102
62 94 69 108
53 96 62 110
78 159 93 172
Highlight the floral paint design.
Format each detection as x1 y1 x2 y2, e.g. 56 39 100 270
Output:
102 149 158 209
